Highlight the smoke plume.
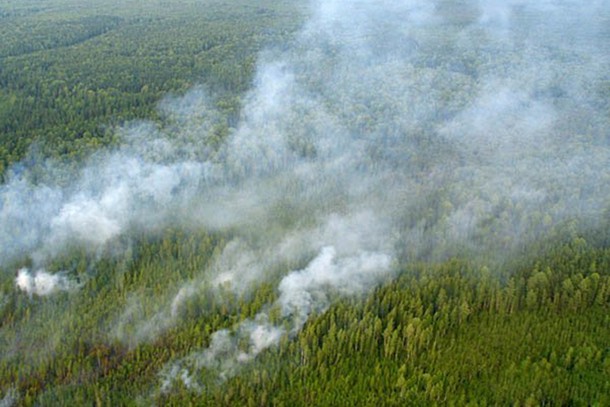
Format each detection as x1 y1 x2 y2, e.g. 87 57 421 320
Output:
155 0 610 389
15 268 77 297
0 0 608 393
160 243 392 391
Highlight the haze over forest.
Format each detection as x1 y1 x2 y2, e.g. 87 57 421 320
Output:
0 0 609 405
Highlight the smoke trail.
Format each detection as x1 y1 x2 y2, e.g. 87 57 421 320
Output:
160 243 392 391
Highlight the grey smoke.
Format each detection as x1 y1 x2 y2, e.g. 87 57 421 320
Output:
0 0 608 394
1 0 606 268
156 0 609 389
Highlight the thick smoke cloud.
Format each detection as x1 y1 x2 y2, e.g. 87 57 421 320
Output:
0 0 608 392
157 0 609 390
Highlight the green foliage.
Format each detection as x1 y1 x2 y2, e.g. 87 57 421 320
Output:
172 240 610 406
0 0 304 176
1 1 609 405
2 233 610 405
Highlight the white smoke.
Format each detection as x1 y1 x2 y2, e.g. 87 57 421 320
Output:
159 320 283 392
15 268 76 296
0 0 608 396
278 246 391 332
160 242 392 391
156 0 609 389
1 0 606 269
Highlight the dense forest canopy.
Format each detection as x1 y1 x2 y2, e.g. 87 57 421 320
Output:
1 0 609 405
0 0 305 174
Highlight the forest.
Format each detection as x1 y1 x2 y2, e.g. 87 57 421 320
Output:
1 0 609 405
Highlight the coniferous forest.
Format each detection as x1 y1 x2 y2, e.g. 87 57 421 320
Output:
1 0 609 405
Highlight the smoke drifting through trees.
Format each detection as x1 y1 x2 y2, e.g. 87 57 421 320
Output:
159 0 609 389
15 268 77 297
0 0 609 393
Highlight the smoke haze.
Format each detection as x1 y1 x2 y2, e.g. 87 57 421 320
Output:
0 0 609 393
158 0 609 389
